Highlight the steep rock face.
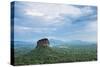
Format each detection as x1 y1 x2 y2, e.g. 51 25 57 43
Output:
36 38 49 48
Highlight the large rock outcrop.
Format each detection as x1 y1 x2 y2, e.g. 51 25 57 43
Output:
36 38 49 48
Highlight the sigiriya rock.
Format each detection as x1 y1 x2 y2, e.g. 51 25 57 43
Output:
36 38 50 48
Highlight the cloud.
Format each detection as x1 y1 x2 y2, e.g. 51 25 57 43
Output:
14 26 57 34
23 2 82 17
14 26 32 33
13 2 97 42
14 2 83 27
80 7 93 15
85 21 97 32
26 11 44 16
14 2 97 28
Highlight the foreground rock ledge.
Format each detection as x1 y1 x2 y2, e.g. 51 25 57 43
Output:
36 38 50 48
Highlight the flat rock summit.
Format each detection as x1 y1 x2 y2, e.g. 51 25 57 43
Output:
36 38 50 48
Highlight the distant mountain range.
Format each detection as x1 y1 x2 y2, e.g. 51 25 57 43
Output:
12 39 96 48
66 40 96 45
49 39 65 46
12 41 36 48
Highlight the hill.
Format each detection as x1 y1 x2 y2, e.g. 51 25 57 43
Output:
13 39 97 66
14 45 97 66
14 47 63 65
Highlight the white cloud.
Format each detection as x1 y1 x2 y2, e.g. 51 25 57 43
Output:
85 21 97 32
14 26 57 33
24 3 82 18
14 2 97 42
21 2 82 26
25 10 44 16
16 2 96 28
31 27 57 33
14 26 32 32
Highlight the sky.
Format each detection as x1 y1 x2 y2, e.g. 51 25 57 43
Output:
12 1 97 42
